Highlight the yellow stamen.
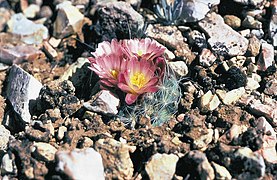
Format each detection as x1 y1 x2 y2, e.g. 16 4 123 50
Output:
111 69 118 78
137 50 143 57
130 72 146 88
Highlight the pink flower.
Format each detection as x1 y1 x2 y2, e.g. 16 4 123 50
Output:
118 58 161 105
122 38 166 61
92 39 123 58
89 53 127 87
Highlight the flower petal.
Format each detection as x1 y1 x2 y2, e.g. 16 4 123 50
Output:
125 93 139 105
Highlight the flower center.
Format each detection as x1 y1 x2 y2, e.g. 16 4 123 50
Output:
130 72 146 88
137 50 143 57
111 69 118 78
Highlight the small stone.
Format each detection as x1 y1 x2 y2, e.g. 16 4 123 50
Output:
224 15 241 29
200 91 220 112
39 5 53 19
7 13 48 45
234 147 265 179
94 138 136 179
56 148 105 180
1 154 14 175
181 150 215 180
233 0 264 6
199 48 217 67
57 126 67 140
193 129 213 151
0 125 10 150
188 30 207 50
199 12 249 57
264 79 277 96
23 4 40 18
251 29 264 39
95 1 144 41
146 24 195 64
25 127 51 142
181 0 220 22
145 153 179 180
79 137 94 148
219 124 247 144
249 99 277 125
216 87 245 105
211 162 232 180
246 77 260 90
242 15 262 29
168 61 188 77
33 142 57 162
256 117 277 163
43 41 58 60
84 90 120 116
247 35 261 56
48 37 61 48
0 7 12 32
239 29 251 37
0 40 44 64
5 65 42 127
53 1 85 39
270 4 277 47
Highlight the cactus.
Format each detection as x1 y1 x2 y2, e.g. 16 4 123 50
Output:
118 63 182 127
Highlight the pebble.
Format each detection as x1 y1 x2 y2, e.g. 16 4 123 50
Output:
0 37 44 64
5 65 42 127
249 99 277 125
56 148 105 180
168 61 188 77
233 0 264 6
84 90 120 116
57 126 67 140
146 24 195 64
245 77 260 90
224 15 241 29
182 150 215 180
199 91 220 112
234 147 265 179
7 13 48 44
216 87 245 105
199 13 249 57
247 35 261 56
256 117 277 163
181 0 220 22
199 48 217 67
270 4 277 47
23 4 40 18
1 154 14 175
53 1 85 39
94 138 136 179
0 125 10 150
145 153 179 180
188 30 207 50
0 7 12 32
264 79 277 96
33 142 57 162
95 1 144 41
251 29 264 39
193 129 214 151
211 162 232 180
242 15 262 29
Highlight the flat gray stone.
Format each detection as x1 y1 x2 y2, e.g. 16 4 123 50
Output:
199 13 249 57
6 65 42 126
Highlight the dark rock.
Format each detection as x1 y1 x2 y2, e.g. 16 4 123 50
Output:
224 66 247 90
8 139 48 179
37 80 82 117
94 1 145 41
